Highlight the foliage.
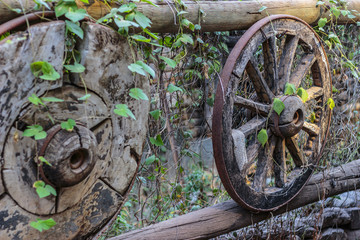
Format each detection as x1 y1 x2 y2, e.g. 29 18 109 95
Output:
30 218 57 232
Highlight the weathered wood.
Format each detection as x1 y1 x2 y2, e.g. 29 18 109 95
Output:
238 117 266 137
0 0 36 24
110 159 360 240
213 16 332 211
278 35 300 92
273 138 286 187
290 53 316 88
2 0 360 33
246 57 275 103
303 121 321 136
263 36 277 91
0 20 149 239
252 135 276 191
307 86 324 100
285 136 305 167
234 95 271 115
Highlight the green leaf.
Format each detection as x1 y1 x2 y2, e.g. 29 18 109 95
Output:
55 0 77 17
30 61 43 77
141 0 159 7
177 11 188 15
273 98 285 115
33 180 45 188
150 109 161 120
114 104 136 120
23 125 47 140
318 17 327 28
64 62 85 73
28 94 45 106
45 185 57 196
30 218 57 232
115 19 134 28
35 131 47 140
297 87 309 102
284 82 297 95
40 62 60 81
38 156 52 166
331 7 340 18
310 112 316 123
36 186 50 198
134 11 152 29
128 63 147 76
143 28 159 40
257 129 268 147
136 61 155 78
131 35 151 42
181 19 194 31
179 34 194 45
65 8 87 22
78 94 91 101
145 155 159 165
129 88 149 100
41 97 64 103
259 6 267 12
61 119 76 131
167 84 183 93
327 98 335 110
117 4 134 13
150 134 164 147
65 20 84 39
159 56 177 68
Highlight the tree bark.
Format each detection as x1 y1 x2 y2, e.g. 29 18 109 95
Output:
1 0 360 32
107 159 360 240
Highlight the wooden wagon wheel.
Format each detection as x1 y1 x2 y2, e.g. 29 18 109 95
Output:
212 15 332 211
0 20 149 239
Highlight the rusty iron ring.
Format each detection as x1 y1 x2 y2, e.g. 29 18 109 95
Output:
212 14 332 212
0 11 56 36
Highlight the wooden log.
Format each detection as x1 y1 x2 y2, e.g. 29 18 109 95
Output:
109 159 360 240
1 0 360 32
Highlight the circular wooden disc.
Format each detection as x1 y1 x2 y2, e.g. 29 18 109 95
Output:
0 21 149 239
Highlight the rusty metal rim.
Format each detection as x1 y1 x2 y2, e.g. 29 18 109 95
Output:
212 14 332 212
0 11 56 37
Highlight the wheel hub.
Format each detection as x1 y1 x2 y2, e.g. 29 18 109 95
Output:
271 96 305 138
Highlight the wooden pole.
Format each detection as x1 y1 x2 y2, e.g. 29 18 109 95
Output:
1 0 360 32
107 159 360 240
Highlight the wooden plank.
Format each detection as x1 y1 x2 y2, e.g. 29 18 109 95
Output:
109 159 360 240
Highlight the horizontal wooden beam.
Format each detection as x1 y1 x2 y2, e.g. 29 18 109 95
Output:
108 159 360 240
1 0 360 33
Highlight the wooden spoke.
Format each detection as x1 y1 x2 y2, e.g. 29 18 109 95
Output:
234 95 271 116
273 138 286 188
285 136 305 167
246 142 261 165
252 136 276 191
303 122 320 136
262 36 277 90
290 53 316 87
238 117 266 137
277 35 300 93
307 86 324 100
246 57 274 103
